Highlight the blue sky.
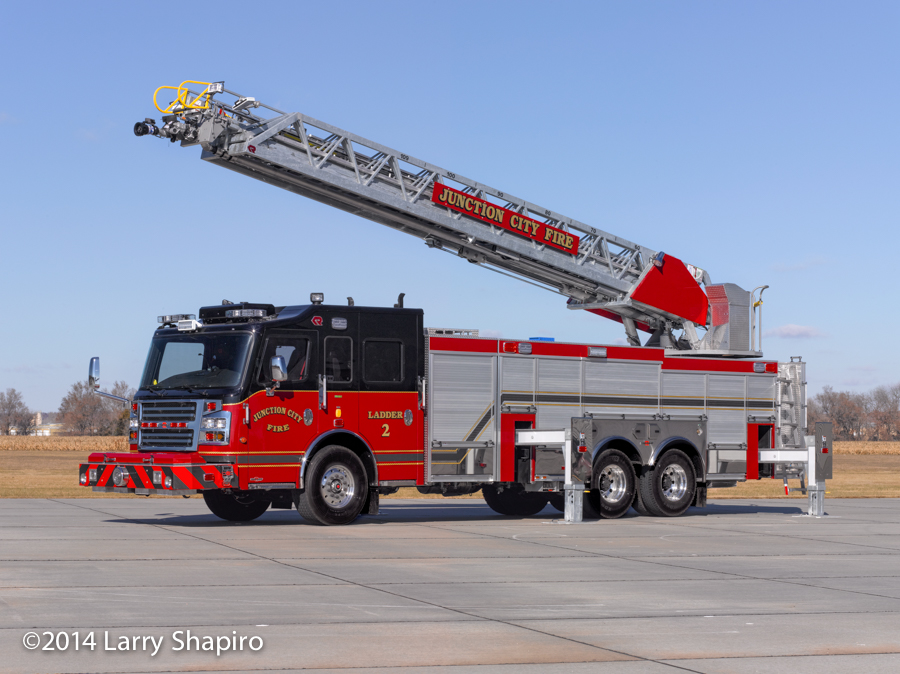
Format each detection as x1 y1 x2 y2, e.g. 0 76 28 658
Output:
1 1 897 412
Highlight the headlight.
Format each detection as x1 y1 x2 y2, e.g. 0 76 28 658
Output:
80 473 88 485
164 476 173 489
199 411 231 445
89 468 97 482
152 471 163 485
130 419 140 429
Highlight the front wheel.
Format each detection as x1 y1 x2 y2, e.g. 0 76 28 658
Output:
203 490 270 522
296 446 368 525
637 449 696 517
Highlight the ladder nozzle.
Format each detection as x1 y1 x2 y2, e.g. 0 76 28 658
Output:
134 119 160 137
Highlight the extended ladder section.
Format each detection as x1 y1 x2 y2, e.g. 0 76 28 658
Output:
136 81 762 355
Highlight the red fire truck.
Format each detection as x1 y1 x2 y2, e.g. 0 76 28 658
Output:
76 80 812 524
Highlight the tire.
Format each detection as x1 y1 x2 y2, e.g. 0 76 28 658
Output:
548 493 565 513
203 490 270 522
637 449 696 517
631 479 652 516
583 491 602 519
590 449 636 519
482 485 548 516
296 446 368 525
550 491 603 519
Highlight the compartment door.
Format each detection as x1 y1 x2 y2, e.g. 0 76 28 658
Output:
428 353 496 481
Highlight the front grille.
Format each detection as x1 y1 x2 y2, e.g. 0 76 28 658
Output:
141 401 197 422
140 428 194 449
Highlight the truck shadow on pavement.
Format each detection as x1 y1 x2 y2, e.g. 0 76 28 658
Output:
107 500 808 527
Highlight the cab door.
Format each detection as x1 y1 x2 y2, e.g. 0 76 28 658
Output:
319 327 358 438
358 311 422 482
245 330 319 486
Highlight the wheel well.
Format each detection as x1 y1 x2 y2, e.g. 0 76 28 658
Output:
595 439 641 467
657 442 704 481
305 432 378 486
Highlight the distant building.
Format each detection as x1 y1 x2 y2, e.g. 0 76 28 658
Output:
8 412 64 436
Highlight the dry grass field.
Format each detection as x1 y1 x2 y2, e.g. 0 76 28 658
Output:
0 436 128 453
1 437 898 500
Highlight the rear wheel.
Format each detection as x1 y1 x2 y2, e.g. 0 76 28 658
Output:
482 485 548 516
637 449 696 517
631 481 651 516
296 446 368 525
589 449 636 519
203 490 270 522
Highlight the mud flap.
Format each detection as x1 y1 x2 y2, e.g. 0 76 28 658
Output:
363 488 379 515
692 483 707 508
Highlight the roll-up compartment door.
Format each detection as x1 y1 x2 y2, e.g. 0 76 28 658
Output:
429 353 496 479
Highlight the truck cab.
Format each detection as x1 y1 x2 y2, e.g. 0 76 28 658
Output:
81 296 424 525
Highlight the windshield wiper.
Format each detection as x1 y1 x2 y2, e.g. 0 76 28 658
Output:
166 385 208 397
144 386 165 397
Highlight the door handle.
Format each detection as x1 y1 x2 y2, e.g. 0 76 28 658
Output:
417 376 426 411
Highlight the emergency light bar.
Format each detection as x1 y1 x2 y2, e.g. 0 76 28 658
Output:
158 314 195 323
225 309 266 318
177 318 203 332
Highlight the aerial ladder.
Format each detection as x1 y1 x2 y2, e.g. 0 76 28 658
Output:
135 80 766 356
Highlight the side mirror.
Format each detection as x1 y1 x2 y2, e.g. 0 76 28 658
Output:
89 357 100 390
271 356 287 382
266 356 287 398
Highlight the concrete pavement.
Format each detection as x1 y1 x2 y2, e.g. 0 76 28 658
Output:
1 497 899 673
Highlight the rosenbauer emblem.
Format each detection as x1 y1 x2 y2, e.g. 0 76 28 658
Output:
311 316 323 326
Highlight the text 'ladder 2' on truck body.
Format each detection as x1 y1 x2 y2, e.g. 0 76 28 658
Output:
136 80 763 356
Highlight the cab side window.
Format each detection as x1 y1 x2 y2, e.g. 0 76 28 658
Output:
324 336 352 383
258 337 310 384
364 340 403 383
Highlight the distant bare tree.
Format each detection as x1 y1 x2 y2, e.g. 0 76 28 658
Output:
106 381 135 435
871 384 900 441
812 386 872 440
58 381 102 435
58 380 134 436
0 388 32 435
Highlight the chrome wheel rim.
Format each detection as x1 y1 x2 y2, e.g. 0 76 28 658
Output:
320 465 355 509
599 465 628 503
661 464 688 502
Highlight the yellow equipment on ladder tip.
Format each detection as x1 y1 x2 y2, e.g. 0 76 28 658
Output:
153 80 223 115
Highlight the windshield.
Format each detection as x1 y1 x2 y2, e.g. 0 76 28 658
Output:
140 332 253 390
